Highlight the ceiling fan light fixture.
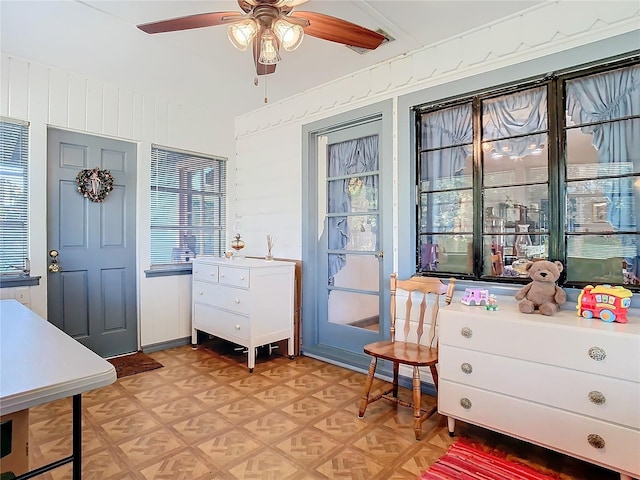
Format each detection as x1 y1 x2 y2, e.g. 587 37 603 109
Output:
258 32 281 65
273 18 304 51
227 19 258 51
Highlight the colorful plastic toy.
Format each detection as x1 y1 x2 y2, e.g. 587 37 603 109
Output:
485 294 498 311
576 284 632 323
461 288 490 306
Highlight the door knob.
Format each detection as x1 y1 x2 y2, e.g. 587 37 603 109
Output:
48 249 61 273
375 251 384 258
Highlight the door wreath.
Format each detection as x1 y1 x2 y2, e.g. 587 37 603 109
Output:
76 167 114 203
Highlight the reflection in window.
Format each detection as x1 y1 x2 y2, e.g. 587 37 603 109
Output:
414 58 639 287
418 103 473 274
565 64 640 285
150 146 227 267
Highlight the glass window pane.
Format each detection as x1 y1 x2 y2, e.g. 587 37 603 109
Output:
329 254 379 291
328 135 379 177
0 119 29 274
421 103 472 149
420 190 473 233
419 234 472 274
327 176 378 213
420 150 472 191
484 234 550 278
326 215 378 252
566 179 636 232
327 289 379 331
484 186 549 231
483 137 548 186
566 119 640 177
482 86 547 140
150 147 226 267
566 65 640 127
567 234 638 285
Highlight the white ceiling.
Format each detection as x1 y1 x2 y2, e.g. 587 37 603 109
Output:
1 0 544 117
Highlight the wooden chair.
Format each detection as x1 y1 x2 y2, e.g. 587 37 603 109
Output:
491 253 504 275
358 273 455 440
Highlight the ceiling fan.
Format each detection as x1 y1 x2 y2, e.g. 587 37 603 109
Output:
137 0 386 76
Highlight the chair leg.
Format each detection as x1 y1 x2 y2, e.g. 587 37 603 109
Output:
429 364 438 390
412 366 422 440
358 357 377 418
392 361 399 398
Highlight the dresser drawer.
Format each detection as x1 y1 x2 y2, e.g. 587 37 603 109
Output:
193 281 251 315
440 312 639 382
439 380 640 476
192 263 219 283
193 303 250 342
439 345 640 429
219 266 250 288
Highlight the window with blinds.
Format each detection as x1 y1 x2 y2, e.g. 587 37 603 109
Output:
0 118 29 274
150 146 227 268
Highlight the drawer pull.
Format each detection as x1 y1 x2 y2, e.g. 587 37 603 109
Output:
587 434 605 449
198 291 203 296
220 273 225 277
461 363 473 374
460 327 473 338
209 272 214 276
588 347 606 361
235 298 240 304
588 391 606 405
235 324 241 330
460 398 472 409
240 276 245 280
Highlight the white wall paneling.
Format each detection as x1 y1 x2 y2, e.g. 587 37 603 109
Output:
0 52 235 349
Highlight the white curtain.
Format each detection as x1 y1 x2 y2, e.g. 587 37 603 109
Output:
482 86 547 159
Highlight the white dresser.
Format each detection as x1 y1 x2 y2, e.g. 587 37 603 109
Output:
191 257 295 372
438 297 640 480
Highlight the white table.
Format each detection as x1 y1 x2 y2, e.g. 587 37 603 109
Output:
0 299 116 479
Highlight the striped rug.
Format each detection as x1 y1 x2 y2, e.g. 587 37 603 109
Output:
420 440 560 480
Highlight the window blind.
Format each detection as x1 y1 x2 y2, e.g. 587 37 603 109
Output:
0 118 29 274
150 145 227 268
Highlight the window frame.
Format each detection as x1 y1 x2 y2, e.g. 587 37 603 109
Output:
414 55 640 290
148 145 227 275
0 117 30 281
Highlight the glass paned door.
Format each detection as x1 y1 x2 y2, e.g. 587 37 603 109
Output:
317 121 384 352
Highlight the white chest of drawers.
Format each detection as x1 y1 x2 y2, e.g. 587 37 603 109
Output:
438 298 640 480
191 257 295 372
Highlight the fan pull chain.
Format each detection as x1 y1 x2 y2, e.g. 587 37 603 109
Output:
264 75 268 104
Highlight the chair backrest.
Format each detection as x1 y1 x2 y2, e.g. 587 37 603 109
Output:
389 274 455 348
491 253 504 276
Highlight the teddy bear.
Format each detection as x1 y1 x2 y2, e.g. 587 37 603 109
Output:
514 260 567 316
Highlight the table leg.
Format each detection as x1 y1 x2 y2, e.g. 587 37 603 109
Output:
14 395 82 480
72 394 82 480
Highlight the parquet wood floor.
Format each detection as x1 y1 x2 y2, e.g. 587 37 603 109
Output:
27 342 617 480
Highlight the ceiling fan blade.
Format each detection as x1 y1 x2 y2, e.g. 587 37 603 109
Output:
137 11 241 34
252 35 277 76
290 11 385 50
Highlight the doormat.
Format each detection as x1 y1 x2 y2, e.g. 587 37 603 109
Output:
107 351 163 378
419 439 560 480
